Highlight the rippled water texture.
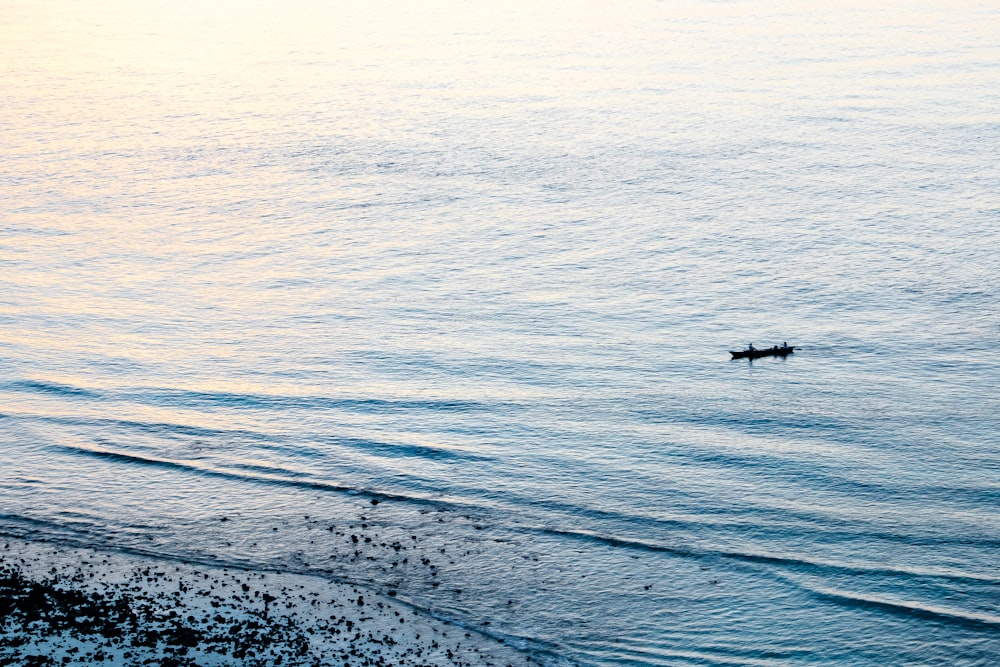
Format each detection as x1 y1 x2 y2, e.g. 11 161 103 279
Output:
2 1 999 665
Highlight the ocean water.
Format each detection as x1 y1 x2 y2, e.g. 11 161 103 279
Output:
2 0 999 664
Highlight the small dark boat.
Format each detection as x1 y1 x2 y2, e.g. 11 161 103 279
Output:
730 344 795 360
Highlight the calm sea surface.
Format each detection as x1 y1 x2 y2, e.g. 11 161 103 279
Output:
2 1 999 664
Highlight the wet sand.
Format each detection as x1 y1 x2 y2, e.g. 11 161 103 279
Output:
0 538 536 666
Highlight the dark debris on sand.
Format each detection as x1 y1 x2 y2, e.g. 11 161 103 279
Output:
0 540 537 667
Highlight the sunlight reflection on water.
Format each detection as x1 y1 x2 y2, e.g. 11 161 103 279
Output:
2 1 999 665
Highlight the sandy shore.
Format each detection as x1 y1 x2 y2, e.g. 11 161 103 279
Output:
0 537 538 667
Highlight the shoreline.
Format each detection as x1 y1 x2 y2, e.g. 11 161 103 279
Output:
0 537 539 667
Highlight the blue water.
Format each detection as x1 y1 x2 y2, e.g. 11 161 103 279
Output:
2 1 999 664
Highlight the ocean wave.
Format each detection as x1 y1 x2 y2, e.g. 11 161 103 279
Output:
516 525 1000 586
21 410 491 463
801 584 1000 629
4 379 100 399
309 433 494 463
39 414 277 442
129 387 495 415
50 442 477 512
3 379 497 417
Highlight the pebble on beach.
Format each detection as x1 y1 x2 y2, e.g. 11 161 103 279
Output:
0 538 534 667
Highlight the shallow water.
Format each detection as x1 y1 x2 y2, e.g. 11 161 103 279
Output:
2 1 999 664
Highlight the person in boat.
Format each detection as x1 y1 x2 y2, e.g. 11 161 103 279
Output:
748 343 754 352
782 341 787 348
